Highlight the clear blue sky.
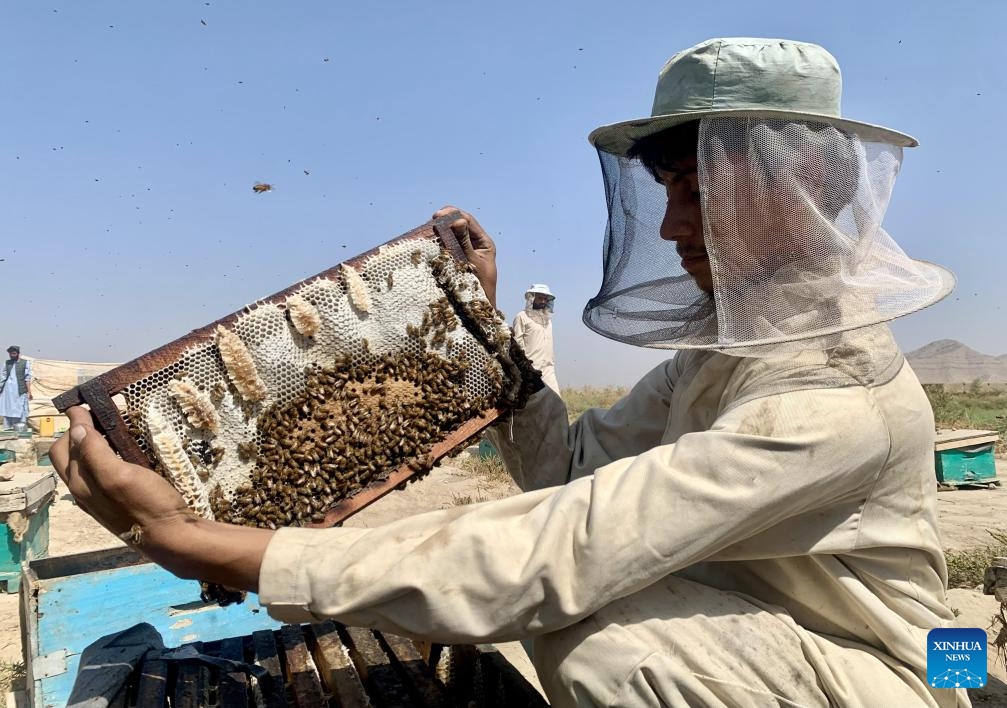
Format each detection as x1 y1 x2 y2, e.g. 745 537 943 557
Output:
3 1 1004 386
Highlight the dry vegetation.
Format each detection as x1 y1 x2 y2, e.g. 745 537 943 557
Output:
946 530 1007 589
925 384 1007 588
562 386 628 422
924 382 1007 455
0 659 24 696
458 449 510 485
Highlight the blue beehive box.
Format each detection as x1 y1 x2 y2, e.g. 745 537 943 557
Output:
0 469 56 593
934 429 1000 487
20 546 283 708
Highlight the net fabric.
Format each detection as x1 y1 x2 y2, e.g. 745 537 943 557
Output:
583 117 954 354
524 295 555 317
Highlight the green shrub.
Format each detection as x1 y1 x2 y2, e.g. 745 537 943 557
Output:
923 383 1007 455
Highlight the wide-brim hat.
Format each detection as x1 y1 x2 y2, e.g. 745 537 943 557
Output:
589 37 917 156
526 284 555 298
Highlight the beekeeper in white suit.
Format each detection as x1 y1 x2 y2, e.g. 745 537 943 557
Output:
512 284 560 393
52 38 966 707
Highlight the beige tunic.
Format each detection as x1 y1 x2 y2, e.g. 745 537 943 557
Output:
258 325 967 707
513 310 560 393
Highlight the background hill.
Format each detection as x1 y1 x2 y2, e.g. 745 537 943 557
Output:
906 339 1007 384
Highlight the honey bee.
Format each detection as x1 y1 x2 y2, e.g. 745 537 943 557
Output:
252 182 273 194
209 381 226 403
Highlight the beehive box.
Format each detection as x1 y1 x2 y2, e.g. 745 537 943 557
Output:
0 469 56 593
20 547 284 707
934 429 999 487
53 214 540 535
20 548 548 708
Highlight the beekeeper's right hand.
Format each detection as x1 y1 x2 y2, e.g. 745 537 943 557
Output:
433 206 498 308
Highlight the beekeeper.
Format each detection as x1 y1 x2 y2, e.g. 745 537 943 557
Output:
51 38 965 707
513 284 560 393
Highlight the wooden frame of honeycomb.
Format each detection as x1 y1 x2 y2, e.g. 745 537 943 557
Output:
54 213 542 532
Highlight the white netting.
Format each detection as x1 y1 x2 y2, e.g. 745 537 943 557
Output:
583 117 954 354
120 234 527 528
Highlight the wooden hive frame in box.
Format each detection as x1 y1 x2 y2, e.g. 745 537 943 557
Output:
54 213 541 533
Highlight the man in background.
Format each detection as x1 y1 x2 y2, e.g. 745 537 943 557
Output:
0 346 31 430
512 284 560 393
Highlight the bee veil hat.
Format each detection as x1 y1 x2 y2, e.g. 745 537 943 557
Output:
584 37 954 354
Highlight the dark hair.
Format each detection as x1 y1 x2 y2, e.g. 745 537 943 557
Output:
626 120 700 182
629 119 859 220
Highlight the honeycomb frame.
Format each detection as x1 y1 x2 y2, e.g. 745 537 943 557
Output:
55 214 542 528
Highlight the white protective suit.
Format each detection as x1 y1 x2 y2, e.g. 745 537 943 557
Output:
258 323 967 707
513 306 560 394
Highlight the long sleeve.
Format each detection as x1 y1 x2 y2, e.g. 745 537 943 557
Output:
259 383 891 643
511 313 526 348
485 360 677 490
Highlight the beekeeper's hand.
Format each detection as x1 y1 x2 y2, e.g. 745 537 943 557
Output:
433 206 498 308
49 406 272 591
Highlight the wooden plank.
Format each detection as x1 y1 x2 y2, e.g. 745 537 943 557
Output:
378 632 448 706
0 471 56 513
18 566 41 708
307 621 369 708
342 625 416 706
217 635 250 708
78 378 151 467
935 434 999 451
411 640 443 673
0 490 27 514
133 658 168 707
474 645 549 708
26 546 144 580
172 642 209 708
252 629 288 708
279 625 325 707
934 429 999 448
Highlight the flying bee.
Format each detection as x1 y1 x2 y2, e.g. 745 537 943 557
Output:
252 182 273 194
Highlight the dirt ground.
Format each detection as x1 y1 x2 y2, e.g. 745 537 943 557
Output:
4 456 1007 704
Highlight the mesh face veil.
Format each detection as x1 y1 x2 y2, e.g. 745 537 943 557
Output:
525 292 555 314
583 117 954 355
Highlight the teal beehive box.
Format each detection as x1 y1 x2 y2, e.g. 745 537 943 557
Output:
0 469 57 592
20 547 284 708
934 429 1000 487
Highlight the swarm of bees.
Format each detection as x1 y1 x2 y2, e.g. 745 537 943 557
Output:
213 350 482 528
